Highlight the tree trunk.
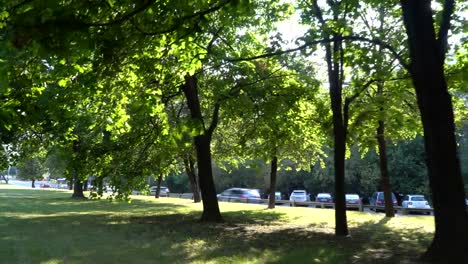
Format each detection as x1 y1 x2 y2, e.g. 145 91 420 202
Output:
182 74 222 222
401 1 468 262
83 178 88 191
267 156 278 209
326 36 348 236
377 120 395 217
72 172 85 199
68 179 73 190
154 174 162 198
31 178 35 188
184 156 201 203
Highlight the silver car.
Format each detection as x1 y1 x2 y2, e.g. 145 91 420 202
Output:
289 190 310 202
402 194 431 209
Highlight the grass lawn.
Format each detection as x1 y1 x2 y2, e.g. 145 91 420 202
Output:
0 184 434 264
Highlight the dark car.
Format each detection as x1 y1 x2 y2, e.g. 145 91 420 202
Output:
217 188 261 203
369 192 398 211
315 193 333 203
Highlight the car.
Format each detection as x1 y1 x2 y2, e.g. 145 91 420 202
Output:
402 194 431 209
149 186 170 197
289 190 310 203
315 193 333 203
369 192 398 211
315 193 333 208
345 194 361 209
217 188 261 203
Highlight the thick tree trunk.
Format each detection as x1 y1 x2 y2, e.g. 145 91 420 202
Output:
182 74 222 222
267 156 278 209
377 120 395 217
184 156 201 203
83 178 88 191
401 1 468 262
31 178 35 188
72 172 85 199
154 174 162 198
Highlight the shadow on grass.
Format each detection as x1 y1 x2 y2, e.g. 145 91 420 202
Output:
0 188 432 263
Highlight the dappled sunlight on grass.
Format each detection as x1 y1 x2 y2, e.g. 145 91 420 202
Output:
0 185 434 263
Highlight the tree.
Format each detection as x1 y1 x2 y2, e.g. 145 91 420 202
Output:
399 0 468 261
17 157 44 188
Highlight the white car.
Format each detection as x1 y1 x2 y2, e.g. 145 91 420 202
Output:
402 194 431 209
150 186 170 197
289 190 309 202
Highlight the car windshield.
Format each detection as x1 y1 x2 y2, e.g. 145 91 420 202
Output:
346 194 359 199
317 193 331 198
293 191 305 195
411 196 425 201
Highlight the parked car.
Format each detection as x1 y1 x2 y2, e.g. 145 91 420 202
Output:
315 193 333 203
345 194 361 209
217 188 261 203
314 193 333 208
402 194 431 214
40 183 51 188
402 194 431 209
149 186 170 197
369 192 398 211
289 190 310 203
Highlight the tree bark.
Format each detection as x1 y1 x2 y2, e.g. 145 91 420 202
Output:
182 74 222 222
377 120 394 217
72 171 85 199
184 155 201 203
154 174 162 198
267 156 278 209
401 0 468 262
327 36 348 237
83 178 88 191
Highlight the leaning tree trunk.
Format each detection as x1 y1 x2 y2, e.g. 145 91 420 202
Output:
182 74 222 222
401 0 468 262
154 174 162 198
267 156 278 209
377 120 395 217
184 156 201 203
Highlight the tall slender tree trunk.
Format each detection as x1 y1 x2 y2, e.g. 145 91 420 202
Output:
71 139 84 199
401 1 468 262
154 174 162 198
327 37 348 236
376 82 394 217
377 120 394 217
182 74 222 222
267 156 278 209
31 178 35 188
184 156 201 203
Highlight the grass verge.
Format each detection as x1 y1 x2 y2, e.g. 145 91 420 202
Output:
0 184 434 263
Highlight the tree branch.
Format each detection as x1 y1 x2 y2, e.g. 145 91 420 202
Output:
226 35 410 73
438 0 455 62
